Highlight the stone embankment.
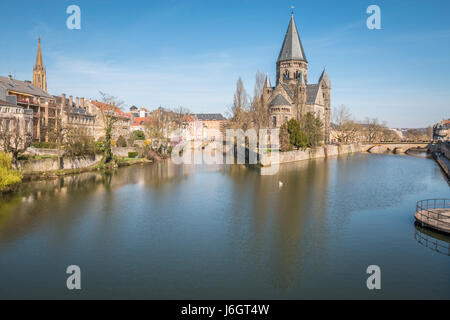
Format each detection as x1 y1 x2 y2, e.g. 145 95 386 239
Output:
433 142 450 178
262 143 362 166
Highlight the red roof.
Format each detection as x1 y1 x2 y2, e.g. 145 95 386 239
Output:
91 100 129 118
132 117 150 126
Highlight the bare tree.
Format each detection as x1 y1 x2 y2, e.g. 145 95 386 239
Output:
0 119 32 164
332 105 359 143
364 118 386 143
250 71 269 132
230 77 251 129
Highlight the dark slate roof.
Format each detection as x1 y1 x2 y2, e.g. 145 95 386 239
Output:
195 113 226 121
280 83 294 99
264 74 271 88
306 84 319 105
0 99 17 107
269 94 291 107
277 14 307 63
0 76 53 98
318 70 331 87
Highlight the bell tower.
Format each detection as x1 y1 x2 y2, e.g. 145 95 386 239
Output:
276 13 308 87
33 37 47 92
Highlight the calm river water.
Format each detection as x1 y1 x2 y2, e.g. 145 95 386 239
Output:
0 153 449 299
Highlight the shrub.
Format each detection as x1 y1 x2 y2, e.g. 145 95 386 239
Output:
0 152 22 192
32 141 57 149
132 130 146 140
128 151 138 158
117 136 127 147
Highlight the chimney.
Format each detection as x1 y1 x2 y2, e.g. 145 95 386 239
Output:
8 75 12 80
80 97 85 109
76 97 80 108
69 95 73 107
61 93 66 108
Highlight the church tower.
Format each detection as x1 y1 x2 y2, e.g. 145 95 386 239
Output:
33 37 47 92
276 13 308 87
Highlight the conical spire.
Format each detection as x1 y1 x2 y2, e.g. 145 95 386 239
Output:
319 69 330 87
35 37 44 69
298 72 305 86
277 14 307 63
264 73 272 88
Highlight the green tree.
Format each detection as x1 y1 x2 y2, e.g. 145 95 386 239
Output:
301 112 323 147
286 119 308 149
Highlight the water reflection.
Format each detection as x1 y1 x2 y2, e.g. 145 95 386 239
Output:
414 222 450 256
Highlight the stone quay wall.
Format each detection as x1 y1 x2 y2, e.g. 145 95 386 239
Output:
15 154 103 174
263 143 362 166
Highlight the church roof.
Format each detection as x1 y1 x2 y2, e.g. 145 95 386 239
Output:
318 69 331 87
306 84 319 105
280 83 294 99
195 113 226 121
269 94 291 107
277 14 307 63
0 76 52 98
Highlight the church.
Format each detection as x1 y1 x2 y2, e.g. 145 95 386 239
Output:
262 13 331 142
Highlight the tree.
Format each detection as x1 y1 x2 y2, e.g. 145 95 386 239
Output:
230 77 251 130
132 130 146 141
286 119 308 149
249 71 269 132
332 105 359 143
0 118 32 164
363 118 386 143
98 91 125 163
301 112 324 147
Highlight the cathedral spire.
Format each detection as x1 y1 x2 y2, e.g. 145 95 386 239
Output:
33 37 47 92
319 69 331 88
264 73 272 88
277 13 307 63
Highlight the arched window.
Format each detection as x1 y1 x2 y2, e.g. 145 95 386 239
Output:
272 116 277 127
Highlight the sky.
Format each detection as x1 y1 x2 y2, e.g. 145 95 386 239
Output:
0 0 449 128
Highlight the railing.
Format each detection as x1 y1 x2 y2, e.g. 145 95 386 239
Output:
416 199 450 230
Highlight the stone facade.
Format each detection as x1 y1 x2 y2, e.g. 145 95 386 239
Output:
262 14 331 143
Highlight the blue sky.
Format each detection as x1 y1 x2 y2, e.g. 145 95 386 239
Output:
0 0 449 127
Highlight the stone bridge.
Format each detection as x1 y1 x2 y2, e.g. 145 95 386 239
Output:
362 142 430 154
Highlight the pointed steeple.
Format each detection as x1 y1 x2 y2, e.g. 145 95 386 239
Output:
277 13 307 63
35 37 44 68
319 69 331 88
33 37 47 92
264 73 272 88
298 72 305 86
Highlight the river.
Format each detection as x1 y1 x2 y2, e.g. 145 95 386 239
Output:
0 153 449 299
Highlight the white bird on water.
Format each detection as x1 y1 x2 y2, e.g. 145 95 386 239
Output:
279 181 283 188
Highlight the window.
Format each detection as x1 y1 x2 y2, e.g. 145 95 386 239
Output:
272 116 277 127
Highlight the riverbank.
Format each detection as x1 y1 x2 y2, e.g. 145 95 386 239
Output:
261 143 362 166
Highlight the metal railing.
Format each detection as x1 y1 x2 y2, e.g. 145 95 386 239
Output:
416 199 450 230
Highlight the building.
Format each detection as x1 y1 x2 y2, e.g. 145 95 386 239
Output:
0 75 56 141
56 94 96 137
87 100 131 140
33 38 47 92
0 90 33 148
262 13 331 142
433 119 450 141
194 113 227 138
